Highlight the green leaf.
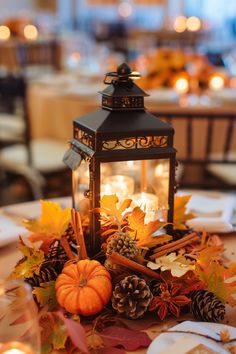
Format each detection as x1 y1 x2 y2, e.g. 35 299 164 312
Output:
33 281 57 310
11 239 45 279
50 321 67 350
41 342 52 354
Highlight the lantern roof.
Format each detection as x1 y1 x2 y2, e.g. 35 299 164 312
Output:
74 109 173 137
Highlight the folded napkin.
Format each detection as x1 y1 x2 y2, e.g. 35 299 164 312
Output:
185 194 235 233
0 215 28 247
147 320 236 354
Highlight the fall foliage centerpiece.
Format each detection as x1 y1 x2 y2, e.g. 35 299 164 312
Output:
9 194 236 354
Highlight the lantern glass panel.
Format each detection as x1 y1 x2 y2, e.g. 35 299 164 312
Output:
72 161 89 208
100 158 170 223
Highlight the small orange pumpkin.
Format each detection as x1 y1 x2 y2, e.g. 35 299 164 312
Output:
55 259 112 316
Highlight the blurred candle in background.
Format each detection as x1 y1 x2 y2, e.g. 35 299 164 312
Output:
174 77 189 94
209 74 225 90
0 341 35 354
132 192 159 223
101 175 135 201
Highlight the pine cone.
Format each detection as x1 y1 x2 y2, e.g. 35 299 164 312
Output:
25 264 58 288
190 289 225 322
106 232 138 259
112 275 153 319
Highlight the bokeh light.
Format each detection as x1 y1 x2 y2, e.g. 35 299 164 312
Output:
23 24 38 40
173 16 187 33
209 75 224 90
0 25 10 40
186 16 201 32
118 2 133 18
175 77 189 94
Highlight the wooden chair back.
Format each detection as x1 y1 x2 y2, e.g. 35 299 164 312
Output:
151 110 236 189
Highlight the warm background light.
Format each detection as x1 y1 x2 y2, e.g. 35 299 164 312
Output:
186 16 201 32
173 16 187 33
0 25 10 40
23 24 38 40
118 2 133 18
175 77 189 94
209 75 224 90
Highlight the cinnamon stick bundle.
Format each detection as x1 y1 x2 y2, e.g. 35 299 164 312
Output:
71 209 88 259
150 232 199 260
109 252 161 279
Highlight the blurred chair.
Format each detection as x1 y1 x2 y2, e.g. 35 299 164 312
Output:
0 74 69 203
0 38 61 76
151 110 236 190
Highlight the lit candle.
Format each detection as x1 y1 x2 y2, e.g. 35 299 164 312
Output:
132 192 159 223
0 342 35 354
209 74 224 90
101 175 135 201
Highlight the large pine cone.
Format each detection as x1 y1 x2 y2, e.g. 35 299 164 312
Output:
190 289 225 322
112 275 153 319
106 232 138 259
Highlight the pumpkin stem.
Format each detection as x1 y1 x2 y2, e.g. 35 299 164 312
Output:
79 275 87 287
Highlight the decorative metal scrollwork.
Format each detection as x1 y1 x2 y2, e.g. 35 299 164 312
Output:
75 128 94 149
102 136 168 151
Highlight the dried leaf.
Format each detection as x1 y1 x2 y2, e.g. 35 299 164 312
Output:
220 328 230 343
91 348 126 354
23 200 71 243
147 253 194 277
195 259 236 306
32 281 57 310
174 195 194 230
58 313 89 354
127 207 171 247
100 326 151 351
39 312 67 353
11 238 45 279
99 195 132 224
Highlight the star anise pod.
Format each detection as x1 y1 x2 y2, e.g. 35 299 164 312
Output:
149 281 191 320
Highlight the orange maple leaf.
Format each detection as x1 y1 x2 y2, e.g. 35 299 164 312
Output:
127 207 172 248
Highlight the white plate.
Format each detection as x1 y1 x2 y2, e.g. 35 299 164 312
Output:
147 321 236 354
178 190 236 233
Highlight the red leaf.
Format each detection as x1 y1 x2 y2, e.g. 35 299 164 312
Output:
117 317 161 331
100 326 151 351
91 348 126 354
60 316 89 354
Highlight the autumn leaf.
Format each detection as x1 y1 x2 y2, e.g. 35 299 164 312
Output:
195 260 236 306
98 195 132 223
10 238 45 279
147 252 194 277
100 326 151 351
39 312 67 353
127 207 171 248
23 200 71 243
33 281 57 310
174 195 194 230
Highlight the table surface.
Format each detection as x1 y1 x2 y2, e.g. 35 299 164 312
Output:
1 196 236 354
27 73 236 142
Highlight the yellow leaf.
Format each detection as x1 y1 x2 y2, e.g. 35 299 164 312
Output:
23 200 71 242
100 195 132 224
10 238 45 279
127 207 171 248
174 195 194 230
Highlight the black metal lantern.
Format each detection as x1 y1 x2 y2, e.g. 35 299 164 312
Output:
64 63 176 254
